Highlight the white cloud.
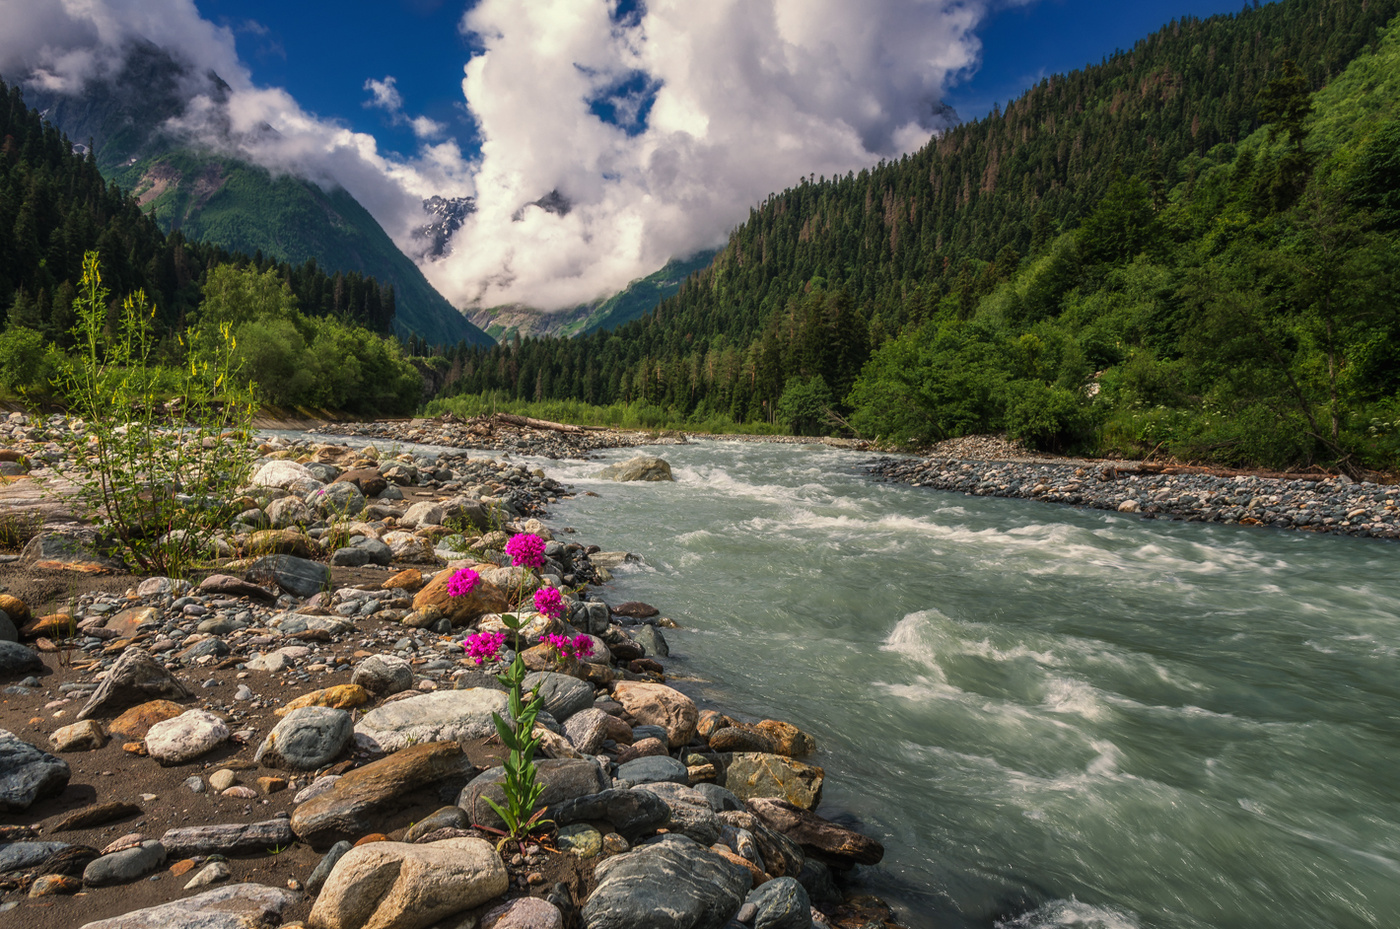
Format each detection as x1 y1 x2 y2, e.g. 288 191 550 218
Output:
0 0 999 314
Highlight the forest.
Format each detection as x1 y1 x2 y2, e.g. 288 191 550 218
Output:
438 0 1400 472
0 78 422 414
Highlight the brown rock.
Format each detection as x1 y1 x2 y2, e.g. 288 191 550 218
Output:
614 737 668 765
48 801 141 832
21 613 78 639
275 684 373 717
0 594 30 623
709 845 766 888
382 569 423 591
709 720 815 757
611 601 659 618
411 562 510 625
611 682 698 748
753 720 816 757
259 777 288 794
696 710 731 740
335 468 388 497
99 607 159 639
746 798 885 866
168 859 197 877
109 700 187 739
28 874 81 897
353 833 390 846
601 714 634 746
724 753 824 811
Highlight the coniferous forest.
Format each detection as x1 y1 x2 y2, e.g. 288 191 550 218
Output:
440 0 1400 473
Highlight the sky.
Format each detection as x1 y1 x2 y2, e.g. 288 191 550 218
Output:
0 0 1256 311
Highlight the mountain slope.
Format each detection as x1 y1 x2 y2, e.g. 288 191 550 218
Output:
23 43 491 348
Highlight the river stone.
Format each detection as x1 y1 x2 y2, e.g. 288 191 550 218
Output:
265 495 312 529
724 753 824 811
635 782 721 845
411 561 511 624
330 546 373 567
692 783 746 813
50 720 106 752
0 610 16 643
145 709 230 765
716 811 804 879
82 839 166 886
0 841 70 872
276 684 372 716
245 554 332 598
20 532 125 572
0 729 71 811
0 640 42 678
78 648 190 721
0 593 29 624
252 460 319 489
308 482 366 518
551 788 672 842
618 755 689 786
291 741 470 847
403 805 471 842
77 883 299 929
745 876 811 929
593 456 675 482
557 823 604 859
246 528 317 559
351 654 414 696
197 574 278 602
335 468 388 497
746 798 884 866
459 758 610 830
355 688 507 753
161 818 295 857
581 834 748 929
523 671 595 722
353 538 394 565
400 502 446 528
612 682 698 748
307 840 353 895
633 624 669 657
106 700 186 740
307 837 508 929
709 721 816 758
483 896 565 929
255 706 354 770
562 707 610 754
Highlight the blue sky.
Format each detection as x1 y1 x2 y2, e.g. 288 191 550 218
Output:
195 0 1254 160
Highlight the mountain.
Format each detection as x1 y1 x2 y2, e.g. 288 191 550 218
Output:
466 249 720 340
21 42 492 348
415 195 476 260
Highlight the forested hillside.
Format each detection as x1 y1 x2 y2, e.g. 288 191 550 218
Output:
0 80 424 413
442 0 1400 472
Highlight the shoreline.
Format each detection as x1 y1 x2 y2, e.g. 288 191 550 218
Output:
0 412 906 929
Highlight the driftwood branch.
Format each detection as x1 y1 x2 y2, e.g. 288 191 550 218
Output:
491 413 607 434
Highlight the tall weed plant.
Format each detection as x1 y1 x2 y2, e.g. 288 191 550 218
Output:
56 251 258 576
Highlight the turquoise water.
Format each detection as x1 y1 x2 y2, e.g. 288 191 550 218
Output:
537 440 1400 929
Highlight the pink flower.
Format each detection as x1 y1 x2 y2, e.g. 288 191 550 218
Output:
504 533 547 569
446 567 480 598
543 632 594 660
533 586 565 620
462 630 507 665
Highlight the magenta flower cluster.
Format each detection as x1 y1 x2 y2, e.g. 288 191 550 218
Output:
544 633 594 660
446 567 480 597
462 630 507 666
533 586 565 619
504 532 547 569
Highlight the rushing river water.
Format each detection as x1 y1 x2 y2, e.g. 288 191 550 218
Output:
531 439 1400 929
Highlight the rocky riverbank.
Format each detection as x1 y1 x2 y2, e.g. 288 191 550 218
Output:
309 414 674 461
0 413 905 929
868 453 1400 540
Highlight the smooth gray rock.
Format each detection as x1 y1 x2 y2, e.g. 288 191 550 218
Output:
351 654 414 696
581 834 748 929
306 840 352 895
307 481 366 518
692 783 746 813
0 841 71 872
745 876 811 929
550 788 672 842
245 554 332 598
592 456 675 483
82 840 166 886
633 625 669 658
20 532 125 571
0 610 16 642
562 707 610 755
353 538 393 566
0 729 71 811
355 688 507 753
460 758 609 831
329 546 372 567
0 640 42 678
403 805 471 842
77 882 298 929
77 647 192 720
522 671 594 722
254 706 353 771
635 782 721 846
161 819 294 857
617 755 689 786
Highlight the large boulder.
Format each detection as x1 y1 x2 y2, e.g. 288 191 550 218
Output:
77 883 298 929
581 835 749 929
307 838 507 929
724 753 824 811
412 561 511 624
355 689 507 754
746 797 884 866
245 554 331 599
254 706 354 771
77 648 192 720
251 460 320 489
612 682 698 748
0 728 71 812
593 456 675 482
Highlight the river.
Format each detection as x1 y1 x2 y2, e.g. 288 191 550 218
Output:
533 439 1400 929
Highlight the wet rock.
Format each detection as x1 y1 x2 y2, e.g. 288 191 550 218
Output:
245 554 332 598
746 798 884 866
255 706 354 770
460 758 610 831
355 688 507 753
351 654 414 696
593 456 674 482
724 754 823 811
291 741 470 847
144 709 230 765
551 788 672 843
77 882 299 929
581 834 748 929
633 624 669 657
612 601 660 619
161 818 295 857
0 729 71 811
709 721 816 758
744 876 810 929
612 682 698 748
307 837 508 929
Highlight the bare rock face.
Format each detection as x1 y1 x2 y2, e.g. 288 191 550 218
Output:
307 837 508 929
612 682 698 748
77 648 192 721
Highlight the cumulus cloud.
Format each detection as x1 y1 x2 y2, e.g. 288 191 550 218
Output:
0 0 1002 313
430 0 987 310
